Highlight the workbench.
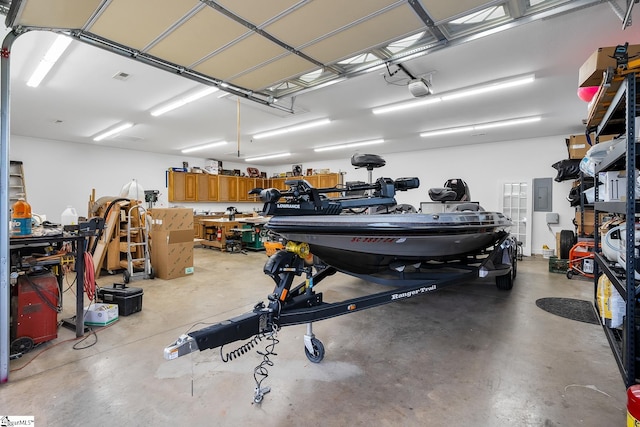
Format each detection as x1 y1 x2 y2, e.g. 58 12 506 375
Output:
199 219 242 251
8 232 88 338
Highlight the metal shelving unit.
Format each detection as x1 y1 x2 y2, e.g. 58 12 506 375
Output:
591 67 639 387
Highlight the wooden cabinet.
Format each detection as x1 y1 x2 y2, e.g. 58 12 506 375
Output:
238 177 266 201
197 174 218 201
248 178 266 202
167 171 341 203
318 174 338 189
269 178 289 191
168 171 197 202
237 177 249 202
218 175 238 202
318 173 341 197
304 175 319 188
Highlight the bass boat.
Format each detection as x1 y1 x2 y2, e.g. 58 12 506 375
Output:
256 175 513 275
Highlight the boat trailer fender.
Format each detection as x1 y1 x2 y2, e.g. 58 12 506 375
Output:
478 235 517 278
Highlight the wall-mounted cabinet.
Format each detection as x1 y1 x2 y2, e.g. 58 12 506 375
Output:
168 171 341 203
218 175 238 202
168 171 197 202
197 174 218 201
269 177 289 191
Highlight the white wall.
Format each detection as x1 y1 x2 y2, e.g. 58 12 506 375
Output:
10 134 576 255
9 135 264 223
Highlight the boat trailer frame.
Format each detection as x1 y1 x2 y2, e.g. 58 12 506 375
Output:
164 234 516 366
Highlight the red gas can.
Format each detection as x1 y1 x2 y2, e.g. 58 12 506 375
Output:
628 385 640 426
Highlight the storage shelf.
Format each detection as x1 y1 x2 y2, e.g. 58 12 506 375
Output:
595 253 628 299
587 70 640 135
592 69 638 388
594 201 640 214
594 141 640 173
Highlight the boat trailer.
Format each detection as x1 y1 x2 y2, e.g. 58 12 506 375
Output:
164 235 517 403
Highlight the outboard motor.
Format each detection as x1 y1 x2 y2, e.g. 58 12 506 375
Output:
428 179 471 202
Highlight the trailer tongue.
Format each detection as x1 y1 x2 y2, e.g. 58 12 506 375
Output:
164 236 515 403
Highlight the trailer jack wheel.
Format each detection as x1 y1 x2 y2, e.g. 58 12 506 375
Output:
304 337 325 363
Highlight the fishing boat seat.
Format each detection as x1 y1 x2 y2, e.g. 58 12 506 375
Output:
428 188 458 201
351 154 386 190
428 178 471 202
351 154 386 171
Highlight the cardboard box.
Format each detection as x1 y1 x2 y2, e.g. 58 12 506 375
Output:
204 159 222 174
151 229 194 280
579 44 640 87
149 208 194 280
565 133 618 159
574 210 608 236
84 303 119 326
566 134 591 159
150 208 194 232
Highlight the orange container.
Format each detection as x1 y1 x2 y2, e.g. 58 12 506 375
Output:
11 197 32 236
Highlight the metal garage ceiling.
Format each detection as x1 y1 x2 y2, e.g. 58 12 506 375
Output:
5 0 629 110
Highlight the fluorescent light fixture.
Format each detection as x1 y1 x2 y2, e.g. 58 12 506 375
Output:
253 118 331 140
181 141 228 154
26 35 72 88
151 86 218 117
441 75 535 101
244 152 291 162
419 127 473 138
420 116 541 138
93 122 134 142
474 116 541 130
314 138 384 152
373 97 442 115
373 74 535 115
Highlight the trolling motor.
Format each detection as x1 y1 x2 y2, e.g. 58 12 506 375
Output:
250 176 420 216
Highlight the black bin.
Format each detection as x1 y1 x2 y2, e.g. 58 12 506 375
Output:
97 283 143 316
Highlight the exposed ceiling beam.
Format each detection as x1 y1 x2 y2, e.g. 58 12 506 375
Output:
200 0 327 71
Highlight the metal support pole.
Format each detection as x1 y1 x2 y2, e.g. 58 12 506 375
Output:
1 31 17 384
624 72 636 387
75 237 85 337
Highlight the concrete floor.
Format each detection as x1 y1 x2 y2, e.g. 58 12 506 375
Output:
0 248 627 426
